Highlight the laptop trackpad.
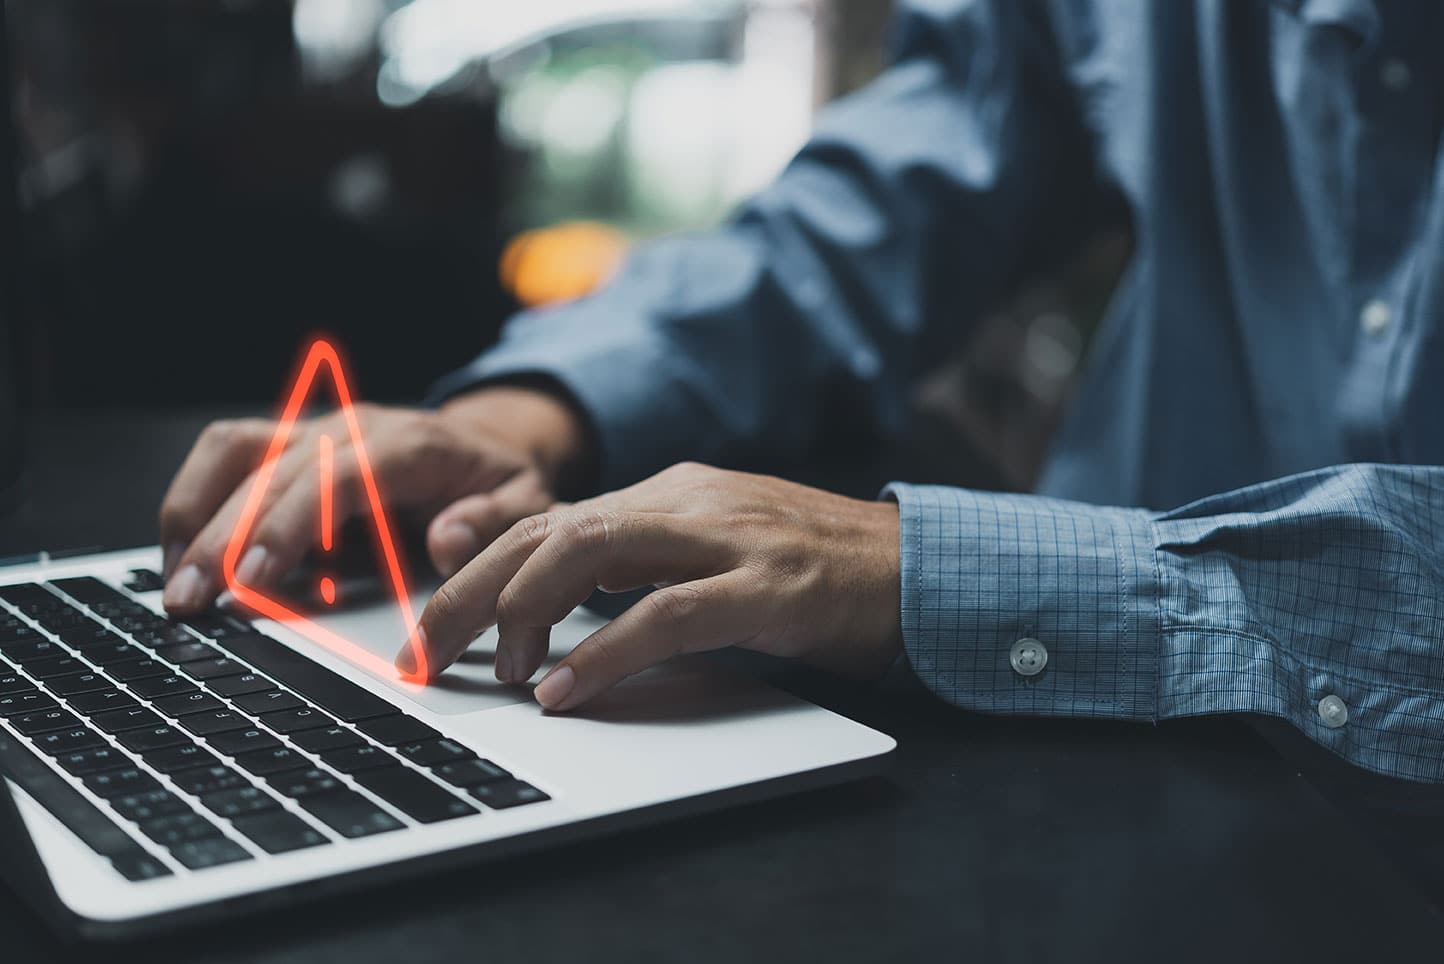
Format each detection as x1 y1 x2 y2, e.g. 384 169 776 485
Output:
292 583 610 716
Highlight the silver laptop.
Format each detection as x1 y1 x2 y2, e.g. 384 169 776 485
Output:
0 12 893 939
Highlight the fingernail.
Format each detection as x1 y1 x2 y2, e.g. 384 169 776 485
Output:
162 542 186 580
234 545 270 586
534 665 575 709
495 646 513 683
164 565 207 612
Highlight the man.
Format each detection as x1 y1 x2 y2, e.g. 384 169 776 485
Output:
160 0 1444 784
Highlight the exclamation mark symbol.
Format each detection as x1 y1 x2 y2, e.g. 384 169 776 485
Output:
318 433 337 605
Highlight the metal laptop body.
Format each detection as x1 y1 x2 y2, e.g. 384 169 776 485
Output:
0 550 894 938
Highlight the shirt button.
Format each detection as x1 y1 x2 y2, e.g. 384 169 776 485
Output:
1360 299 1392 336
1009 637 1048 677
1380 58 1411 92
1318 694 1349 729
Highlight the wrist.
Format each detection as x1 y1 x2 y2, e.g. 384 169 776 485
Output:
439 383 596 497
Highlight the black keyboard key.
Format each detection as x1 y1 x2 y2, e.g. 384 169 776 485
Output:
297 790 404 838
12 708 82 735
258 707 335 734
289 725 363 754
169 765 249 796
224 632 398 722
0 582 47 603
232 810 328 854
469 779 550 810
354 767 478 823
47 672 114 697
133 625 197 649
231 690 304 715
1 638 65 662
110 789 192 822
183 613 249 638
0 625 41 644
67 630 131 653
358 715 439 747
178 710 253 737
202 786 279 818
320 744 393 773
91 706 165 733
139 811 224 847
234 746 308 777
68 688 140 714
23 655 90 679
54 624 120 649
0 671 34 696
56 746 132 776
179 658 248 681
397 738 474 767
169 837 252 870
48 576 130 607
434 758 511 787
107 658 171 683
117 725 192 754
266 767 345 799
145 744 221 773
85 767 161 797
0 691 58 717
152 641 217 664
207 673 275 698
152 691 227 717
123 568 166 593
129 675 199 699
111 852 174 882
33 727 106 756
82 642 150 666
205 727 282 756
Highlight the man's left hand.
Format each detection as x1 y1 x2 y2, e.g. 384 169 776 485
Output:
402 463 903 711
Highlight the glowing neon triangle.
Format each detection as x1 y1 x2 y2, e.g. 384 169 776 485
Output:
222 338 428 683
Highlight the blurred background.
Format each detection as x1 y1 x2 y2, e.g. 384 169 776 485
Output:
4 0 1126 495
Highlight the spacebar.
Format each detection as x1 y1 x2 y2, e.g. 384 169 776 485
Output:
223 632 398 723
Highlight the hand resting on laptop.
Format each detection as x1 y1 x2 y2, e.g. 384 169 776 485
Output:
404 462 903 712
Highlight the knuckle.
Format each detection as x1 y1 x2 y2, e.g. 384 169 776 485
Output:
494 586 525 628
646 584 705 626
511 512 553 547
425 581 466 628
558 511 613 550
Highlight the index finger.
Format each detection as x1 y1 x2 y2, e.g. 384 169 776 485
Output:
158 418 274 575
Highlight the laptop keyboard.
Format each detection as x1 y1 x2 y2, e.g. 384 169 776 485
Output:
0 576 548 882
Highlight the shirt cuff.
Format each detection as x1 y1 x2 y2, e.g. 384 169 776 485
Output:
882 482 1164 720
426 305 713 492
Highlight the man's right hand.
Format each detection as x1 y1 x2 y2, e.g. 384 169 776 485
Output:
158 386 591 616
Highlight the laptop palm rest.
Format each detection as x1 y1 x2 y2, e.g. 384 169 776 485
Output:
263 577 611 716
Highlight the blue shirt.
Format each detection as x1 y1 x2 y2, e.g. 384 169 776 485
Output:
433 0 1444 782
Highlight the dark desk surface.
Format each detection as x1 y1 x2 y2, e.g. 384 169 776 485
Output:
2 410 1442 963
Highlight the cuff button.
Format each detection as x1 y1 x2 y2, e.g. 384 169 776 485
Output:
1318 694 1349 729
1009 637 1048 677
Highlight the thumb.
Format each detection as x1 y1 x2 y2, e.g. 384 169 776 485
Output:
426 474 552 577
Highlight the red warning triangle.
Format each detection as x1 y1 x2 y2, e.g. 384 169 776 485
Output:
222 338 428 683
